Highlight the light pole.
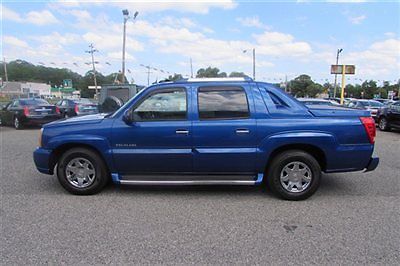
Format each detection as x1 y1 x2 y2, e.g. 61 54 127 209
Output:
121 9 138 84
333 48 343 98
243 48 256 80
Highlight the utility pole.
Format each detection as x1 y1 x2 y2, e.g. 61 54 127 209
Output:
190 58 193 78
285 75 288 93
333 48 343 98
85 43 98 99
139 64 152 86
3 58 8 82
253 48 256 80
121 9 139 84
146 66 151 86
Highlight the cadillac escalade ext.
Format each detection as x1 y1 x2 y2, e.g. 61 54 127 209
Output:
33 78 379 200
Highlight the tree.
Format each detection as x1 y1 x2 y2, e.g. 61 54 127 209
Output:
323 82 334 97
288 74 324 98
167 73 183 81
229 71 249 78
306 83 324 98
196 67 226 78
361 80 377 99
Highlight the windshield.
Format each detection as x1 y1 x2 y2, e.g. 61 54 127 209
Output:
20 99 50 105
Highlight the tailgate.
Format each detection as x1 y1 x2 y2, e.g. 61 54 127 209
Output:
308 106 371 117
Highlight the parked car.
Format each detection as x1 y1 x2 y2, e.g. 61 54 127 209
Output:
33 78 378 200
324 97 341 104
297 98 341 107
0 98 61 129
347 99 384 121
376 101 400 131
374 98 388 104
56 98 98 118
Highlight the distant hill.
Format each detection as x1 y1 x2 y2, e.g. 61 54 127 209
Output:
0 60 120 98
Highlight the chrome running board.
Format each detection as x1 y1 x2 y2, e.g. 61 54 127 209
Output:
119 180 256 185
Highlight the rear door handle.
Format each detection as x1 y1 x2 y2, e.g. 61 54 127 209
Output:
236 128 250 134
176 129 189 135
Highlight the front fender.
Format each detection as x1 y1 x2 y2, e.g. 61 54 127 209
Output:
46 134 116 173
256 131 337 172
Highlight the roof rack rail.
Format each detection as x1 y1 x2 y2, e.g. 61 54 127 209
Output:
176 77 253 83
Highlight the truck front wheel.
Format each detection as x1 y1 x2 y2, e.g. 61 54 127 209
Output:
56 148 108 195
267 150 321 200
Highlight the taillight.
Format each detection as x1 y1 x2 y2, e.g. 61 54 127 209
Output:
55 106 60 114
74 104 79 114
360 117 376 144
23 106 30 116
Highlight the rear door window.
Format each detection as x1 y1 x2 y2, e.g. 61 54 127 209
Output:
197 87 249 120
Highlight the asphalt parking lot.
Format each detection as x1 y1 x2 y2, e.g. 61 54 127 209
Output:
1 127 399 265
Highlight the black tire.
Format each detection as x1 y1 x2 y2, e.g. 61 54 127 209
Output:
56 148 109 195
266 150 321 201
378 117 390 131
14 116 23 130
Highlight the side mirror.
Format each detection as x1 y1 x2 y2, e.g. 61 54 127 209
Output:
122 109 133 124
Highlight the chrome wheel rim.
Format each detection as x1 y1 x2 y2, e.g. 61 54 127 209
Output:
65 157 96 188
280 161 312 193
379 118 386 130
14 118 19 128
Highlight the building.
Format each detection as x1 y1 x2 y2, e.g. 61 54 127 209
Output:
0 82 21 97
0 81 51 98
22 82 51 98
50 87 80 99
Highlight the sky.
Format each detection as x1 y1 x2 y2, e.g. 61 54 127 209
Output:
1 0 400 86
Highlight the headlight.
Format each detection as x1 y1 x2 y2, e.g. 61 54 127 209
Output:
39 128 43 147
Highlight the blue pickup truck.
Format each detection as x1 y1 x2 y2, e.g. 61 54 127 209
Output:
33 78 378 200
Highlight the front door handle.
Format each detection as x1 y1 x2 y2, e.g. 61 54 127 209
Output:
176 129 189 135
236 128 250 134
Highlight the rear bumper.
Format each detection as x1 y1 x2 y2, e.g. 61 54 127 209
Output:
23 115 62 126
365 157 379 172
33 148 53 175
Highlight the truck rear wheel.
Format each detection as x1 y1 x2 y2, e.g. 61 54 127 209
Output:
266 150 321 200
56 148 108 195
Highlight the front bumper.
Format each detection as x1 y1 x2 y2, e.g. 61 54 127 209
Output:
33 148 53 175
365 157 379 172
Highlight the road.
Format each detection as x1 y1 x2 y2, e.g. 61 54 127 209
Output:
1 127 399 265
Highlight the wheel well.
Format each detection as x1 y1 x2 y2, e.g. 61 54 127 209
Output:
266 144 327 172
49 143 109 175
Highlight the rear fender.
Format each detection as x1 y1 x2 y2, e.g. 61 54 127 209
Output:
257 131 337 172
